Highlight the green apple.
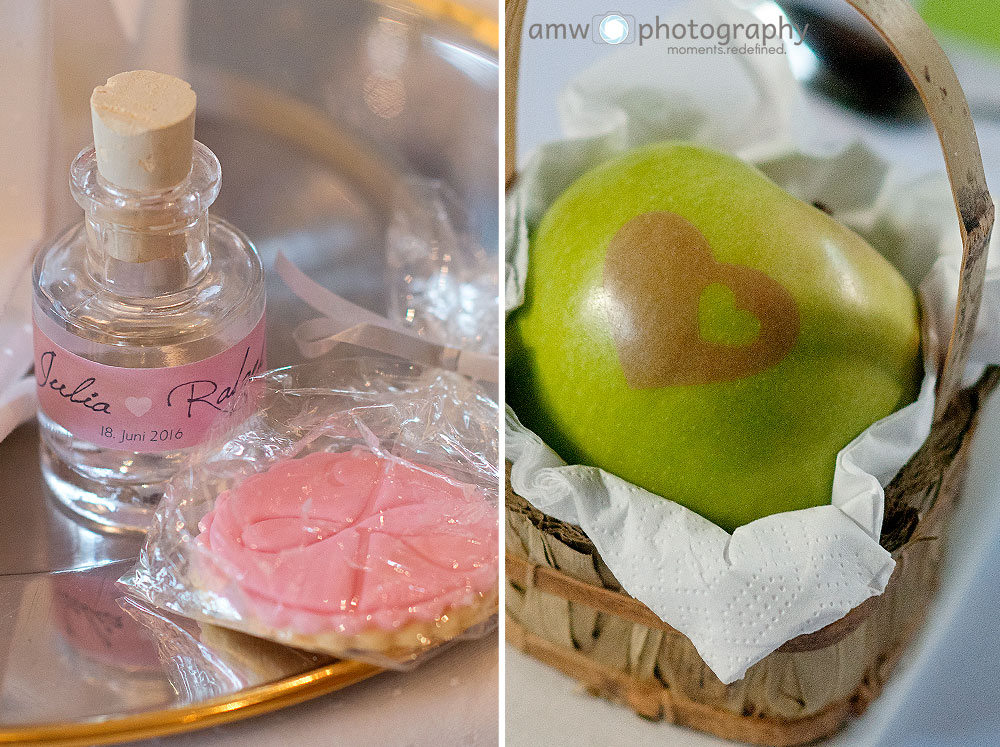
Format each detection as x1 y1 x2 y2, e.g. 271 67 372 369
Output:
507 142 921 532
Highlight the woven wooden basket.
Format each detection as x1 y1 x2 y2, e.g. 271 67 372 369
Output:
504 1 996 744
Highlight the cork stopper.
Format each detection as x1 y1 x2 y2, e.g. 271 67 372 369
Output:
91 70 196 192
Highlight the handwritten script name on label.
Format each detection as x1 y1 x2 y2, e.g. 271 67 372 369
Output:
33 313 266 453
602 211 800 387
36 350 112 414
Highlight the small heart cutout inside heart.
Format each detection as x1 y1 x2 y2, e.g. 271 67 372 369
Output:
125 396 153 417
603 211 800 388
698 283 761 346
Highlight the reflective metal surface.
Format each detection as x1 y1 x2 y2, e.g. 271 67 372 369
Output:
0 0 497 742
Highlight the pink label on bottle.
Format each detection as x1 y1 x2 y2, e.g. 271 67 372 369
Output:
33 312 266 453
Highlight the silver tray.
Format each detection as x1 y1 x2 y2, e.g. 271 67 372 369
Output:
0 1 497 743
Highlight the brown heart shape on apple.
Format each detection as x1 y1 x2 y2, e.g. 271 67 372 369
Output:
603 211 800 388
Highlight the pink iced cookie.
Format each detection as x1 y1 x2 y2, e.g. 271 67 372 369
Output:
196 447 498 653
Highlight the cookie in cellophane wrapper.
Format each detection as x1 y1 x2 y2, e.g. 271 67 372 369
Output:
122 356 499 670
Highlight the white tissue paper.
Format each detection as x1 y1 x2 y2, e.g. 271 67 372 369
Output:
506 13 1000 684
0 0 187 443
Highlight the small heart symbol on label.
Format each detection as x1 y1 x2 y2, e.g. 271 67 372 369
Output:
124 396 153 417
603 211 800 388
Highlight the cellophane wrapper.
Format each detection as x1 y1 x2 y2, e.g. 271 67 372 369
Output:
122 356 499 670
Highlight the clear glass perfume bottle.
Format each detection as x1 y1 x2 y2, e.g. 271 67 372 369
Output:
32 71 265 533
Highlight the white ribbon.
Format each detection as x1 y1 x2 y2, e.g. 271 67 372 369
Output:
274 251 498 383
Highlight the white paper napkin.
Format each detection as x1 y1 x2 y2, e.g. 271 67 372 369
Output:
506 18 1000 684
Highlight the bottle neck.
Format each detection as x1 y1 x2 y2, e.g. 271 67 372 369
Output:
83 207 211 297
70 141 221 298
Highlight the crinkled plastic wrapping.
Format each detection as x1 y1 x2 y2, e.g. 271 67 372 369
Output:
122 356 499 670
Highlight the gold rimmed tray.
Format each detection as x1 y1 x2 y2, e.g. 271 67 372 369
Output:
0 540 381 747
3 662 378 747
0 1 497 743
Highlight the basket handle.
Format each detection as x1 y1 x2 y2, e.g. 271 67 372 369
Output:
504 0 993 418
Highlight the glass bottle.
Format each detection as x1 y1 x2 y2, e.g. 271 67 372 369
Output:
32 71 265 533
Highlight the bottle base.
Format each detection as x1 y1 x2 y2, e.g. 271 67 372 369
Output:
40 442 166 535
